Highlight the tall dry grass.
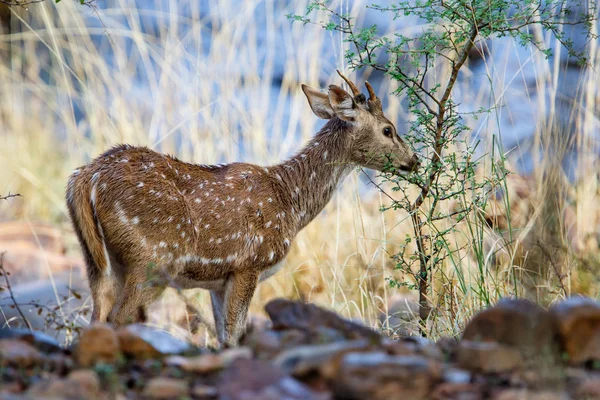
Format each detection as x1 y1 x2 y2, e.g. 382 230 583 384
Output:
0 0 598 342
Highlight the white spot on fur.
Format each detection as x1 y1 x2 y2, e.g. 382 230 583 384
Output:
195 198 201 203
131 216 140 225
283 239 290 247
137 182 144 187
159 241 167 248
181 232 186 238
265 221 272 228
268 198 273 203
115 201 129 224
323 151 328 160
269 251 275 261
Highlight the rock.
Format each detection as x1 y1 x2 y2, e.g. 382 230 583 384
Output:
462 298 559 364
117 324 191 359
66 369 101 396
241 328 283 358
142 377 189 399
166 347 251 374
0 328 62 353
577 378 600 399
437 336 460 361
457 340 523 373
272 339 372 377
218 358 329 400
192 383 218 398
166 353 224 373
76 323 120 367
0 339 44 368
27 370 103 399
265 298 382 343
430 383 483 400
549 296 600 365
379 294 420 336
330 352 441 400
491 389 571 400
443 368 472 384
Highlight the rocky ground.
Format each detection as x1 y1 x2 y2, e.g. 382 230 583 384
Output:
1 296 600 399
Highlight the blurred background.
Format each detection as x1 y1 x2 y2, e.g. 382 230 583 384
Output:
0 0 599 344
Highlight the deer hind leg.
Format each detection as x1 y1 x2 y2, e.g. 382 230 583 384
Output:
89 273 119 322
221 270 259 347
210 288 226 344
108 272 165 326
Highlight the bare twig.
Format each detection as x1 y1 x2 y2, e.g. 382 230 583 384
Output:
0 252 33 331
0 192 21 201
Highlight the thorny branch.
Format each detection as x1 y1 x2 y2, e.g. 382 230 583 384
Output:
0 252 33 331
0 192 21 201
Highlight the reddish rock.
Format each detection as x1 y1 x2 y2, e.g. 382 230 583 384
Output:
66 369 101 396
218 358 329 400
576 378 600 399
462 299 555 350
491 389 570 400
265 299 382 343
192 383 218 398
462 298 559 367
142 377 189 399
457 340 523 373
76 323 120 367
430 383 482 400
27 370 103 399
550 296 600 365
0 339 44 368
331 352 441 400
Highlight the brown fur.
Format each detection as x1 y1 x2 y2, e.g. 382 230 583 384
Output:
66 74 418 346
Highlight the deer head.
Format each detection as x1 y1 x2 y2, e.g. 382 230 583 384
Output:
301 70 419 174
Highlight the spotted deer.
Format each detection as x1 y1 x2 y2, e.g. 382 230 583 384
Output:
66 71 419 346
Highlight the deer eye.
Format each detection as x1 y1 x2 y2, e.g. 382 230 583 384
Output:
383 127 393 138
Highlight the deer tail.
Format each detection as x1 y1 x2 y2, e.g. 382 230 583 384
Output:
66 169 112 279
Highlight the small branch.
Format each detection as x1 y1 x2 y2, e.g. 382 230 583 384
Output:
0 252 33 331
0 192 21 201
0 0 44 5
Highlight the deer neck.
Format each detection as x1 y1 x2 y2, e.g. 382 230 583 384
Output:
271 118 354 233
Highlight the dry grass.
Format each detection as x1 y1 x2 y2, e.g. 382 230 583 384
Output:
0 0 599 343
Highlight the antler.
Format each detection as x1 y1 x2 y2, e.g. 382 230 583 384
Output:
336 70 361 98
364 81 382 113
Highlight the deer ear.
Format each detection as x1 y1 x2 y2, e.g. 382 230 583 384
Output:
301 84 335 119
328 85 357 122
